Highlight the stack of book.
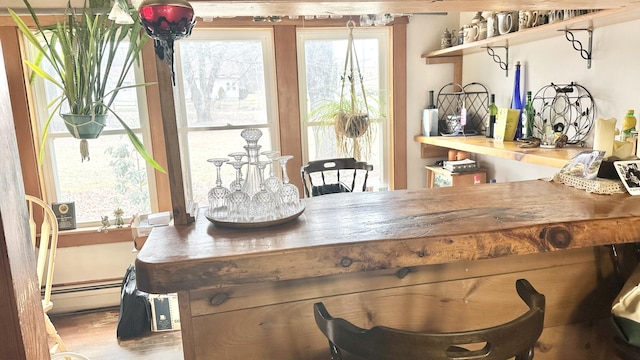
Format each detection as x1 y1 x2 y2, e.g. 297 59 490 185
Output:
443 159 477 172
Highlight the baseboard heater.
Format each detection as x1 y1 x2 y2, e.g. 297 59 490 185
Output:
50 281 122 295
49 281 124 314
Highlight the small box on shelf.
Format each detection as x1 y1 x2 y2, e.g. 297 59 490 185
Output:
425 165 487 188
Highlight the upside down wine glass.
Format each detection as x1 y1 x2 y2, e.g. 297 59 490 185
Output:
261 150 282 207
277 155 300 217
228 152 247 190
207 158 231 219
250 161 277 222
225 160 249 221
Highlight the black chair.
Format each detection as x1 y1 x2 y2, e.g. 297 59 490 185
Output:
313 279 545 360
301 158 373 198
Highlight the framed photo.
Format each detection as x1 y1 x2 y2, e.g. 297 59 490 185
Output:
560 150 605 180
51 202 76 230
614 160 640 195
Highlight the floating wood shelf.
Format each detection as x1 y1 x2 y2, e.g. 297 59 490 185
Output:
421 7 640 62
414 135 587 168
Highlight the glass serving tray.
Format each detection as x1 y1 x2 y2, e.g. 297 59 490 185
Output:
205 202 305 229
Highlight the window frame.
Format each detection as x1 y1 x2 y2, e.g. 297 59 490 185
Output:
296 26 392 191
172 27 280 207
23 38 158 227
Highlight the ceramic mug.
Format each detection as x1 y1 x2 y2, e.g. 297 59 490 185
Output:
477 20 487 40
518 10 537 30
497 12 515 35
463 25 479 44
549 10 564 23
534 10 549 26
486 12 498 38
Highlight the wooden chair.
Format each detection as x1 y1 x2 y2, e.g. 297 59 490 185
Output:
301 158 373 197
26 195 67 355
313 279 545 360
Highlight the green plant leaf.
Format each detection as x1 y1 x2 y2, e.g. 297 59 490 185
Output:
109 109 166 173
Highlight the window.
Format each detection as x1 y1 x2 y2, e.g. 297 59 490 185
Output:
173 29 279 208
26 42 155 227
297 27 391 191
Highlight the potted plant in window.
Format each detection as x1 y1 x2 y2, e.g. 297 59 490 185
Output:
9 0 162 170
308 20 381 161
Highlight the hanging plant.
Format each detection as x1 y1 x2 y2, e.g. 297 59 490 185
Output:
9 0 162 171
308 20 381 161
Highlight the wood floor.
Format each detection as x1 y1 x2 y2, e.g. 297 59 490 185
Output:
50 308 184 360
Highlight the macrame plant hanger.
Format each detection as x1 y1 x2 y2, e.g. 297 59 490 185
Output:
339 20 370 160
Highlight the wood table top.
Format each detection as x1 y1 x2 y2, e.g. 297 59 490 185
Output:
136 180 640 293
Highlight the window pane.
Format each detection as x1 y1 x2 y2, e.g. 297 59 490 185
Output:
24 38 153 226
52 134 151 223
298 28 390 191
175 29 278 208
178 39 269 127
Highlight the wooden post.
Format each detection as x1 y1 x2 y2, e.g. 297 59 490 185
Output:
153 45 194 225
0 36 49 359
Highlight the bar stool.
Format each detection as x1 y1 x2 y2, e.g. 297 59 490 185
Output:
313 279 545 360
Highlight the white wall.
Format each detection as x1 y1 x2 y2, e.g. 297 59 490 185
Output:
406 13 639 187
406 13 461 189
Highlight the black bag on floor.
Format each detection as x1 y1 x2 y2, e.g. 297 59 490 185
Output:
117 264 151 339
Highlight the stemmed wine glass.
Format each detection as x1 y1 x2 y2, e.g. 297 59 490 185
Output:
261 150 282 206
250 161 277 221
225 161 250 221
277 155 300 217
228 152 247 190
207 158 231 219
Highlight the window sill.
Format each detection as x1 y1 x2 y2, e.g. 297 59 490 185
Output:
58 226 135 248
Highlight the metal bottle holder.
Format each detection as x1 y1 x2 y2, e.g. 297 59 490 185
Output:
437 82 489 136
531 82 595 146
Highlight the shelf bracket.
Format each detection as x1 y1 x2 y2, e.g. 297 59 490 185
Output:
559 28 592 69
483 45 509 77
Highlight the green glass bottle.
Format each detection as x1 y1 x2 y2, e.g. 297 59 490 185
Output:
522 91 535 139
487 94 498 138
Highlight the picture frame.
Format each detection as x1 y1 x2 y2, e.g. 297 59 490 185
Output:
614 160 640 195
51 202 77 230
559 150 605 180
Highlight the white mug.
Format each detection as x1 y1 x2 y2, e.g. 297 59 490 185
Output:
497 12 514 35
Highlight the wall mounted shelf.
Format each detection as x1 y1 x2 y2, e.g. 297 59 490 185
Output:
421 7 640 64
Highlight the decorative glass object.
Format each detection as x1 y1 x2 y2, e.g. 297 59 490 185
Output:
277 155 301 217
207 158 230 219
205 129 304 227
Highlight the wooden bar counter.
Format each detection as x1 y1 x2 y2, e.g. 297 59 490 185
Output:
136 180 640 359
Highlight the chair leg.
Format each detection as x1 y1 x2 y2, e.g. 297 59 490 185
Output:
44 313 67 354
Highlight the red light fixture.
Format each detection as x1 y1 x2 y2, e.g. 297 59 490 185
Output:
138 0 196 83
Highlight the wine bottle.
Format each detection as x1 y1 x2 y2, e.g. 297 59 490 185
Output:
487 94 498 138
522 91 535 139
512 61 523 140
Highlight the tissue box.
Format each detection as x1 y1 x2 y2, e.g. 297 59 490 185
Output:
131 212 172 238
149 293 181 332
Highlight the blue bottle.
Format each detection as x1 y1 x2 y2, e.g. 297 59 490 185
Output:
512 61 523 140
